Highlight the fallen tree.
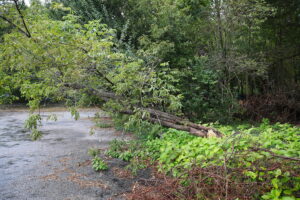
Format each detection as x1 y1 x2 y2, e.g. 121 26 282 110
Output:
122 108 222 137
0 5 222 138
67 84 222 137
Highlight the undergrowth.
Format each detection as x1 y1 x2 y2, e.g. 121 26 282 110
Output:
92 156 108 171
108 116 300 200
88 147 108 171
95 122 113 128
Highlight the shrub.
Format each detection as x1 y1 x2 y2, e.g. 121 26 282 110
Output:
92 156 108 171
180 57 239 123
106 139 140 162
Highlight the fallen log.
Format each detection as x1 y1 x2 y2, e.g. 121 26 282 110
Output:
121 109 222 138
65 83 223 137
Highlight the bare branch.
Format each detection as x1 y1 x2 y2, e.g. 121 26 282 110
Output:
13 0 31 38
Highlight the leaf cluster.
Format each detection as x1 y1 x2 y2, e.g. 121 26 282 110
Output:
123 120 300 199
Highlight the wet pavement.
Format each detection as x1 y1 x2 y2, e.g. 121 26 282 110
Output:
0 109 148 200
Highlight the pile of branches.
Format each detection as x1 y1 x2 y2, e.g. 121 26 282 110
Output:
125 166 261 200
125 160 299 200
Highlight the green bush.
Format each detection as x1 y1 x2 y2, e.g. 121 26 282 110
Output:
180 57 239 123
131 120 300 199
106 139 140 162
92 156 108 171
106 139 127 158
112 113 163 140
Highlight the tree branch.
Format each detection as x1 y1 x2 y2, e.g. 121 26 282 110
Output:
63 82 223 137
251 147 300 162
13 0 31 38
0 14 29 37
95 68 114 86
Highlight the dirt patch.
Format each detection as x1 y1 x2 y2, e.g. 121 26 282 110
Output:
41 173 60 181
125 182 167 200
67 173 109 189
59 157 71 166
77 160 92 167
124 171 179 200
112 167 134 179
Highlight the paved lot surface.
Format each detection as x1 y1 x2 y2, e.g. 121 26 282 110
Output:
0 110 148 200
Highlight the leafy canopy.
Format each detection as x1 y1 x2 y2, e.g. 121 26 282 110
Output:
0 4 182 137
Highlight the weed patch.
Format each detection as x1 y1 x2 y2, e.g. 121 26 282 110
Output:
112 119 300 199
92 156 108 171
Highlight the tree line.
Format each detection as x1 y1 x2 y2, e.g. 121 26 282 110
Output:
0 0 299 125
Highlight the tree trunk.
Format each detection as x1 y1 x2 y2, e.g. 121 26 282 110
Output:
65 83 223 137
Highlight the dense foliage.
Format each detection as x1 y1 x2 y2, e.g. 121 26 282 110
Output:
1 0 299 122
108 119 300 199
1 1 299 199
0 2 182 137
55 0 300 122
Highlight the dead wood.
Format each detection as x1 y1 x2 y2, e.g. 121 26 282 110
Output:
65 83 223 137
